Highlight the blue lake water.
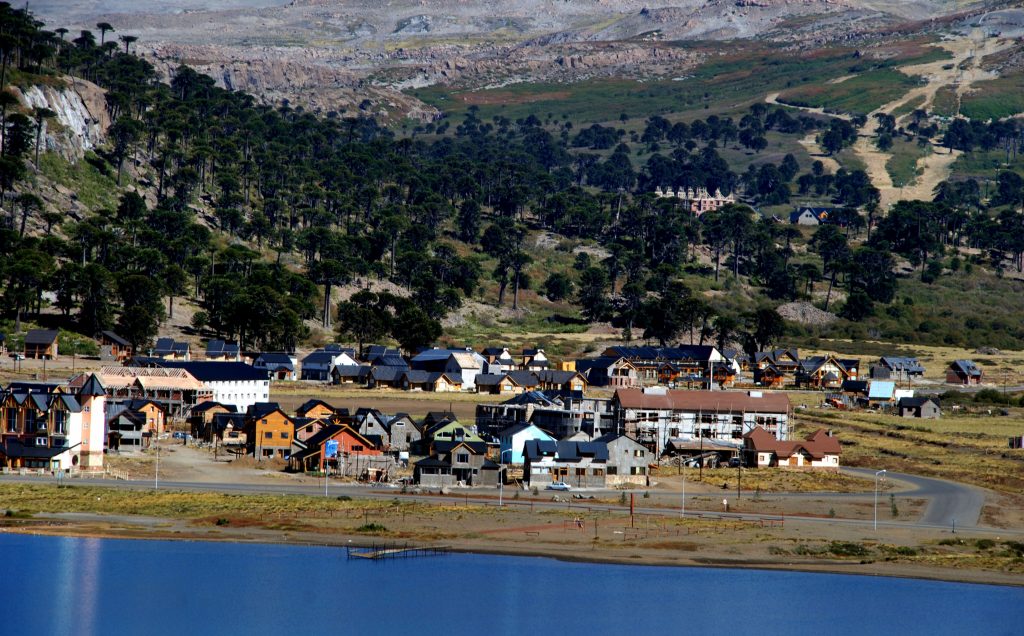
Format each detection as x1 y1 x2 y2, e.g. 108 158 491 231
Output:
3 533 1021 635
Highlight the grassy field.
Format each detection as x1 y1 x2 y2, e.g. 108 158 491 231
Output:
796 409 1024 493
959 69 1024 121
37 151 120 212
886 137 930 187
931 84 960 118
413 40 947 124
776 68 922 116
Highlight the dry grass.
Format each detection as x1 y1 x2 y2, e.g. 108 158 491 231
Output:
796 409 1024 493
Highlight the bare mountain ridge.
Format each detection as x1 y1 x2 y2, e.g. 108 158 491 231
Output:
34 1 1003 120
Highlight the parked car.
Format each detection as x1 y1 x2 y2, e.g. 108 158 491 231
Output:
546 481 571 491
728 457 742 468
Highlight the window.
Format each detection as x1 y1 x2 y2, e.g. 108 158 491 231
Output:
575 468 585 476
5 409 16 433
593 468 604 476
630 466 647 475
352 445 363 452
456 453 469 463
633 449 644 457
280 431 289 439
607 466 618 475
264 432 273 439
53 411 67 435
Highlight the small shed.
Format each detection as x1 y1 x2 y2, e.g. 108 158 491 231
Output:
897 397 941 419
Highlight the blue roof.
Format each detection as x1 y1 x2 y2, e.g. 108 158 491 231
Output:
868 381 896 400
138 360 268 382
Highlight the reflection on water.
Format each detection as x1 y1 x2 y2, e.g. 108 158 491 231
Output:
3 534 1022 636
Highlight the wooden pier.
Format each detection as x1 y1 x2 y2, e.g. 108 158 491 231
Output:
346 543 450 561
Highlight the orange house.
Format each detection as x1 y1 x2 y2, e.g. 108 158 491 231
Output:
290 423 382 473
295 399 338 420
123 399 167 436
245 403 294 460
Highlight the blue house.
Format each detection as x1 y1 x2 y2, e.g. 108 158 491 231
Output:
498 422 555 465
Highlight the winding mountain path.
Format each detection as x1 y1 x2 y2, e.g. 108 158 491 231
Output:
767 29 1014 208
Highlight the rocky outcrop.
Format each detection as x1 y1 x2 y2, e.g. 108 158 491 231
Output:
8 77 108 162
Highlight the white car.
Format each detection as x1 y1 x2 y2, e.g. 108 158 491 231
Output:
546 481 571 491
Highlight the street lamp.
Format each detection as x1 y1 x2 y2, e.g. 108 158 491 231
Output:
498 448 512 507
874 469 887 531
680 459 686 519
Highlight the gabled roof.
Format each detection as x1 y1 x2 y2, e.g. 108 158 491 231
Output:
498 422 554 440
247 402 288 420
880 356 925 373
333 364 371 379
507 370 541 387
744 426 840 459
534 370 585 385
100 331 129 347
296 399 337 417
434 439 488 455
192 401 235 414
897 396 940 409
77 373 105 397
474 373 515 387
255 353 295 367
24 329 58 346
950 359 982 377
370 366 405 383
125 398 165 412
135 360 268 382
371 354 409 369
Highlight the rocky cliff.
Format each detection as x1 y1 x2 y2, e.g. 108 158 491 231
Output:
8 77 108 162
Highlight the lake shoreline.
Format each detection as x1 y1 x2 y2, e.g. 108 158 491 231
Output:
4 515 1022 589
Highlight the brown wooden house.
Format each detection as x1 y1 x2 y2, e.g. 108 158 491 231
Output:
24 330 58 360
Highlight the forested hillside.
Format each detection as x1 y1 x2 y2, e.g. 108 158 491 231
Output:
2 3 1024 356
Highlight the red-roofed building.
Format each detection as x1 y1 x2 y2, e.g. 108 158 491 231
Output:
611 388 790 456
744 426 841 469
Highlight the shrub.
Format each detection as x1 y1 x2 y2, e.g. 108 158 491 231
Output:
829 541 870 557
975 538 995 550
355 523 387 533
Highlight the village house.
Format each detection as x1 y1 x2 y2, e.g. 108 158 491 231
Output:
521 348 549 371
744 426 841 469
872 356 926 382
331 364 372 385
204 339 241 362
476 391 616 439
611 387 791 456
244 403 294 460
0 375 106 471
401 370 463 392
289 423 383 475
897 396 942 419
533 369 587 393
98 331 132 362
474 372 525 395
295 399 340 420
120 398 167 437
409 348 486 391
187 401 237 442
594 432 651 486
211 412 248 448
355 412 420 455
654 186 735 216
300 345 358 381
867 381 897 408
23 329 58 360
253 353 298 381
796 355 860 388
788 206 836 226
498 422 555 465
575 356 641 388
414 440 499 488
947 360 983 385
153 338 191 361
480 347 517 372
522 439 609 489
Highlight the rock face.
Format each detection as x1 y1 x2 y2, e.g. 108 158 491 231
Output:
8 78 108 162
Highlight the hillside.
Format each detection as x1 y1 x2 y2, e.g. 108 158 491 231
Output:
2 3 1024 363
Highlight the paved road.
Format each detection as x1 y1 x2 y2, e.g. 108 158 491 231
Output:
843 467 986 528
0 467 997 534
